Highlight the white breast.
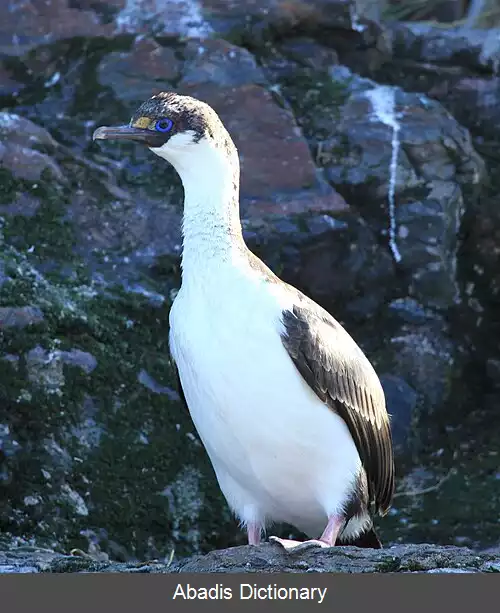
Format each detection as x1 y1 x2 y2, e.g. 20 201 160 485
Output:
169 259 363 538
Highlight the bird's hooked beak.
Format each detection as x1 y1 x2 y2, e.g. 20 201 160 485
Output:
92 125 165 147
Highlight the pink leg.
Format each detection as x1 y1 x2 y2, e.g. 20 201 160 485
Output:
269 515 343 552
247 522 262 546
318 515 343 546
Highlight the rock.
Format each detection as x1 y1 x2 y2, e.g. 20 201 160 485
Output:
187 82 347 217
58 349 98 374
291 66 484 309
0 112 58 150
277 37 340 71
364 22 500 491
382 317 456 415
0 113 64 181
391 23 500 75
173 542 498 573
178 38 347 216
0 1 112 56
0 0 381 56
486 359 500 388
180 38 268 88
0 110 183 274
98 37 182 104
137 369 180 399
96 34 348 239
26 346 66 393
114 0 214 39
0 141 63 183
429 76 500 143
376 24 500 140
254 46 485 436
321 71 478 308
0 60 23 96
0 424 21 467
0 306 44 328
380 374 418 450
0 279 232 559
0 541 498 573
24 346 98 392
259 210 394 321
258 53 484 306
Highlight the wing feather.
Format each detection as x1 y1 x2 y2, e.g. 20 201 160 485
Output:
281 301 395 516
170 355 189 412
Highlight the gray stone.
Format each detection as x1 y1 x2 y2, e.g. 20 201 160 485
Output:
0 541 498 574
0 113 65 181
380 374 418 450
97 37 182 105
391 23 500 74
180 38 268 88
0 306 44 328
382 317 456 415
0 0 383 56
316 69 483 309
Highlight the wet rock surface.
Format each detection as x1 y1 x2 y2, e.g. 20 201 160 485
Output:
0 0 499 562
0 540 498 573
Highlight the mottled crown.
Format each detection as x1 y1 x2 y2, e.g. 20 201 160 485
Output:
131 91 229 146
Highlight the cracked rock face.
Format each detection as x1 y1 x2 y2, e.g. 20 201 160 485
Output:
269 64 485 310
0 0 499 560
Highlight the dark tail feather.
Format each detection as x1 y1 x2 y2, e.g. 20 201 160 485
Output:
338 527 383 549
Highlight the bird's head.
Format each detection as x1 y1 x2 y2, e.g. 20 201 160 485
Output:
93 91 237 173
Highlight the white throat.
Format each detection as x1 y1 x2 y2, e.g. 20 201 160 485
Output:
150 133 245 279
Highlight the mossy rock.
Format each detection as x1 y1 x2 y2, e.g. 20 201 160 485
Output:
0 159 236 561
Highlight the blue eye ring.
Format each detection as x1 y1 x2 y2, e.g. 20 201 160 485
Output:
155 118 173 133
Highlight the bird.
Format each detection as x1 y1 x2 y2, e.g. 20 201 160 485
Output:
93 91 395 552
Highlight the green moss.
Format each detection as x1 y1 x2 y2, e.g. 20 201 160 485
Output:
46 557 109 573
484 565 500 573
376 556 401 572
1 258 234 558
278 68 350 141
2 178 75 263
0 163 235 560
402 559 427 572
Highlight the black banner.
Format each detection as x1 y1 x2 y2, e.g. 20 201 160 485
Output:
1 573 493 613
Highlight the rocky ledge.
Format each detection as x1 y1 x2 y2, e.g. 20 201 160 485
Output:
1 543 499 574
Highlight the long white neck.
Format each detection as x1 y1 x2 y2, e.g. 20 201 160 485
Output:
154 137 246 282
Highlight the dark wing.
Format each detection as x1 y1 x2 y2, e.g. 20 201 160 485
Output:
281 300 394 516
338 526 382 549
170 356 188 411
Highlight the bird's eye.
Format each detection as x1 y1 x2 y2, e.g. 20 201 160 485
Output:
155 118 173 133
